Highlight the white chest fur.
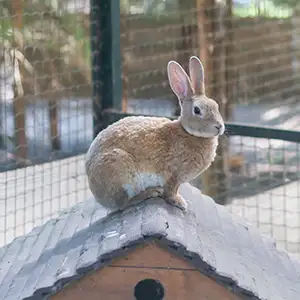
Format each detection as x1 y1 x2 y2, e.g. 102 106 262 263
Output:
122 172 165 199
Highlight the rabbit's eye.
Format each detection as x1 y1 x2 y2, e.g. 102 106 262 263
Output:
193 106 202 116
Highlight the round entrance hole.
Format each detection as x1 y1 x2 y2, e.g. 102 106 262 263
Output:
134 278 165 300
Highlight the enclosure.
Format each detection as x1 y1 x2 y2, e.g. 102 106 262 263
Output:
0 0 300 259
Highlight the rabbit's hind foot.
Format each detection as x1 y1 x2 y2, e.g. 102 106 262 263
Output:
129 186 164 207
165 194 188 212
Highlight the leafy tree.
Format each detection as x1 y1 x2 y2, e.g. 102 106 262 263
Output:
271 0 300 8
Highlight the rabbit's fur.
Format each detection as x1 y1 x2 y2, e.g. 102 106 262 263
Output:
86 56 225 212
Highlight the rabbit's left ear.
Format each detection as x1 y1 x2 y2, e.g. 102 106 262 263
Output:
167 60 193 102
189 56 205 95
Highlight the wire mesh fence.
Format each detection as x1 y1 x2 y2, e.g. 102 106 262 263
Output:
226 135 300 257
0 0 92 245
120 0 300 258
121 1 300 113
1 0 300 260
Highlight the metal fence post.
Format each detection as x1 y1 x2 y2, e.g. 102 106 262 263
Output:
91 0 122 138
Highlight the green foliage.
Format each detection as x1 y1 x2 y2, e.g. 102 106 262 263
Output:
234 0 292 17
0 0 91 95
270 0 300 8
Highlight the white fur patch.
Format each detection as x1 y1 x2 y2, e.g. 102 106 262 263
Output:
122 184 136 199
184 126 204 137
122 172 165 199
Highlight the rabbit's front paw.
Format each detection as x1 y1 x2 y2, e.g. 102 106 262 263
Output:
166 194 188 212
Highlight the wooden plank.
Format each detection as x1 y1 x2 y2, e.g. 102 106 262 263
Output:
110 243 196 270
52 244 241 300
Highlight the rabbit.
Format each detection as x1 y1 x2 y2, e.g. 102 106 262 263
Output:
85 56 225 212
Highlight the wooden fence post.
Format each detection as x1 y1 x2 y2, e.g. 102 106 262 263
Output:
225 0 234 121
196 0 231 204
174 0 196 117
120 14 129 113
12 0 28 161
49 98 60 151
48 61 61 151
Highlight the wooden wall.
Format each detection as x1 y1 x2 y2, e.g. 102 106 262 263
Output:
52 244 241 300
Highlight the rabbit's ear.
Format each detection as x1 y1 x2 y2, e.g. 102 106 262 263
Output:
189 56 205 95
167 60 193 101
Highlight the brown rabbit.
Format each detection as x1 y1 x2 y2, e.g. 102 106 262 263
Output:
85 56 225 212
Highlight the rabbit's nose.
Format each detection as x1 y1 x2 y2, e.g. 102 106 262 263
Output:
215 123 225 135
